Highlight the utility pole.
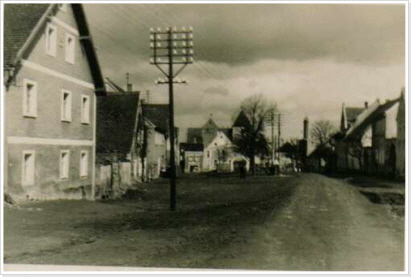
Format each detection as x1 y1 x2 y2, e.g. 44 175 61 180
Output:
271 111 275 165
150 26 193 211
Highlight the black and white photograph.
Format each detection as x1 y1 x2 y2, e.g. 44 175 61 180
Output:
1 1 407 273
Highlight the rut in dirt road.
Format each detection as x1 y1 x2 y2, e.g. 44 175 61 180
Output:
208 174 404 271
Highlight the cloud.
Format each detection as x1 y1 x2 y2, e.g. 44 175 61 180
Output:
85 4 405 67
204 86 229 96
83 4 405 141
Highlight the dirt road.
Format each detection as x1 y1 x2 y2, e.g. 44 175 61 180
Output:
207 174 404 271
4 174 404 271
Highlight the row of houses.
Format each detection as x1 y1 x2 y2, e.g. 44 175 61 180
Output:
305 89 405 180
3 3 178 201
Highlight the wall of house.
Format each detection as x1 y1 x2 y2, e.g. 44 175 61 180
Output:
7 144 93 201
145 128 167 179
5 5 96 200
372 116 387 169
396 96 405 179
202 131 231 171
184 151 203 172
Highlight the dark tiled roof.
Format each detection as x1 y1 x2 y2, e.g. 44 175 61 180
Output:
201 129 218 147
220 128 233 141
187 128 203 144
180 143 204 152
233 110 252 128
142 104 170 134
96 94 140 154
4 4 50 65
202 118 219 130
345 107 364 124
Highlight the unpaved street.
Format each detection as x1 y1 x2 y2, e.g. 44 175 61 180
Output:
4 174 404 271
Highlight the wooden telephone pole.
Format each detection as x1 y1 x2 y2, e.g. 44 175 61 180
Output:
150 26 194 211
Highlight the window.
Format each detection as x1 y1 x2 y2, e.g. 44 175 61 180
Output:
45 23 57 56
23 79 37 117
80 151 88 177
61 90 72 122
81 95 90 124
65 33 75 64
60 150 70 179
22 151 35 186
58 3 68 11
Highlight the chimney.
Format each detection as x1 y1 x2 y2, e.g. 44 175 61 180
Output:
127 83 133 92
303 117 309 140
364 101 368 109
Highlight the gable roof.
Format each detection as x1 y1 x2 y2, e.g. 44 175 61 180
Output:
233 110 252 129
220 128 232 141
344 98 400 141
96 93 140 154
204 130 233 149
202 118 219 130
345 107 364 124
142 104 169 134
4 4 106 95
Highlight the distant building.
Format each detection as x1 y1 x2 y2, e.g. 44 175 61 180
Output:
3 4 105 200
333 89 404 179
142 103 179 179
396 90 405 178
95 79 143 196
180 143 203 173
183 115 249 173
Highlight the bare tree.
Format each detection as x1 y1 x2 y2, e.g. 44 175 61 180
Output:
310 120 336 146
233 94 277 175
347 139 364 171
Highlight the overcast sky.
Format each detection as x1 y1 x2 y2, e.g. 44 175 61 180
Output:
84 3 405 141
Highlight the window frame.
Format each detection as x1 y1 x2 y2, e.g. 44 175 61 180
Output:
79 150 89 178
22 150 35 186
81 95 90 124
22 79 38 118
65 32 75 64
61 89 72 122
45 23 57 57
60 150 70 180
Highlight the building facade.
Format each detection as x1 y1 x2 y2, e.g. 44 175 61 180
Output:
184 116 249 173
4 4 105 200
142 103 179 180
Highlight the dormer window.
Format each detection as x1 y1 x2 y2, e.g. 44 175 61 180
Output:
65 33 75 64
45 23 57 56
